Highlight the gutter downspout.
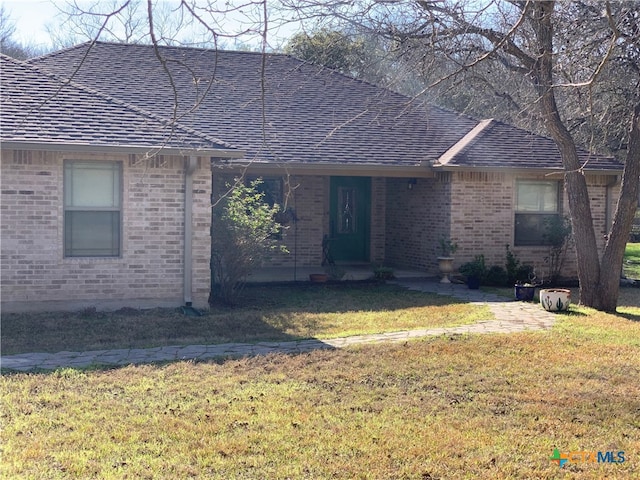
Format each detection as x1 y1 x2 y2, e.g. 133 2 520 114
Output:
184 156 198 306
605 175 621 235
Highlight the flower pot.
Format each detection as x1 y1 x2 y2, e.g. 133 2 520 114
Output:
466 276 481 290
514 284 536 301
309 273 328 283
540 288 571 312
437 257 454 284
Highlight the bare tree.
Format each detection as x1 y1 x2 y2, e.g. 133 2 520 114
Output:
44 0 284 50
0 5 48 59
421 1 638 310
46 0 216 48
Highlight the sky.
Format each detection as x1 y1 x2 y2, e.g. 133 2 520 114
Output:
2 0 58 49
1 0 305 52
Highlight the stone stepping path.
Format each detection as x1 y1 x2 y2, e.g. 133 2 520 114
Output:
1 280 557 372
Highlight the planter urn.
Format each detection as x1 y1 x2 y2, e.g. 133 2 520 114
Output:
437 257 454 283
540 288 571 312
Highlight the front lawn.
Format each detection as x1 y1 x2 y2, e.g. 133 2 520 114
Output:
624 242 640 280
1 305 638 479
1 284 489 355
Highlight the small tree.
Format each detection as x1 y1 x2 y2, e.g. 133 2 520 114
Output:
211 179 287 305
543 216 573 285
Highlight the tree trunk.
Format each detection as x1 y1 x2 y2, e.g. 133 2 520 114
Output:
415 0 640 311
595 102 640 311
532 1 602 307
532 2 640 311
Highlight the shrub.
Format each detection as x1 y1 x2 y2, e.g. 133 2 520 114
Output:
438 237 458 257
505 245 535 284
211 179 287 305
543 216 572 284
459 255 487 283
485 265 508 286
373 266 395 281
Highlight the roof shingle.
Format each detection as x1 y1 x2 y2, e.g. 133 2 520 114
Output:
27 42 479 167
22 42 622 171
437 119 620 171
0 54 238 156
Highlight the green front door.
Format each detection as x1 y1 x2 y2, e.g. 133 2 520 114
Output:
329 176 371 262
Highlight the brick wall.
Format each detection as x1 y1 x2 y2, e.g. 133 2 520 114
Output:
449 171 617 281
370 177 386 265
384 170 618 280
385 174 452 271
1 149 211 312
450 171 515 268
201 168 618 283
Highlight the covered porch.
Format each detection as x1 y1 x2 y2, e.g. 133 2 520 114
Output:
246 264 431 283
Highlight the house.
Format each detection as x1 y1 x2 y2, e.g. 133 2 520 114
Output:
1 42 623 312
0 54 240 312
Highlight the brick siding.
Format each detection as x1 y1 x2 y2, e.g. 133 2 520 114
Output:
3 152 619 313
385 174 452 271
385 170 618 281
1 149 211 312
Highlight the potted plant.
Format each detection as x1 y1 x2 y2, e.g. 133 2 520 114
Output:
373 266 395 281
458 255 487 289
540 288 571 311
437 237 458 283
514 270 539 301
514 281 537 301
309 273 329 283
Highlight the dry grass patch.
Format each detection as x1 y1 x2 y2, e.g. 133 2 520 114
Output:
1 283 489 355
2 307 639 479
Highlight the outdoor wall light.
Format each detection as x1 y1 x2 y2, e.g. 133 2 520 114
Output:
407 178 417 190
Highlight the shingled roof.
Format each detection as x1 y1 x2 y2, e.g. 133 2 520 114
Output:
27 41 479 168
435 118 620 171
25 42 622 172
0 54 238 156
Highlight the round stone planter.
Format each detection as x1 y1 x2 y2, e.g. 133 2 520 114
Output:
437 257 454 284
539 288 571 312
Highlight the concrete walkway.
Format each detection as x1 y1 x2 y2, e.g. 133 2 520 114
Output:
0 280 558 372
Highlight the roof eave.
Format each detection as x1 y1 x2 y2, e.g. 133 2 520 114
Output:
431 164 624 175
212 160 436 178
1 141 244 159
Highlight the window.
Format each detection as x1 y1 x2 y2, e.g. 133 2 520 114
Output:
337 187 357 234
64 161 122 257
514 180 560 246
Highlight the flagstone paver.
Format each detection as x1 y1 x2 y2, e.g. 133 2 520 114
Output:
0 280 558 372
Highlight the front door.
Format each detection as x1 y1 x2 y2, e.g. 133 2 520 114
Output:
329 176 371 262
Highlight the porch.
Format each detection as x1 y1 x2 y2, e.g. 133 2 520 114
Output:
246 264 431 283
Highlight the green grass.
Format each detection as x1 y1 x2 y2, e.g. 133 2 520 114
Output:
624 242 640 280
1 304 639 478
1 283 489 355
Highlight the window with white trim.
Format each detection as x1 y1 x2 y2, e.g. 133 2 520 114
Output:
64 161 122 257
514 180 560 246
